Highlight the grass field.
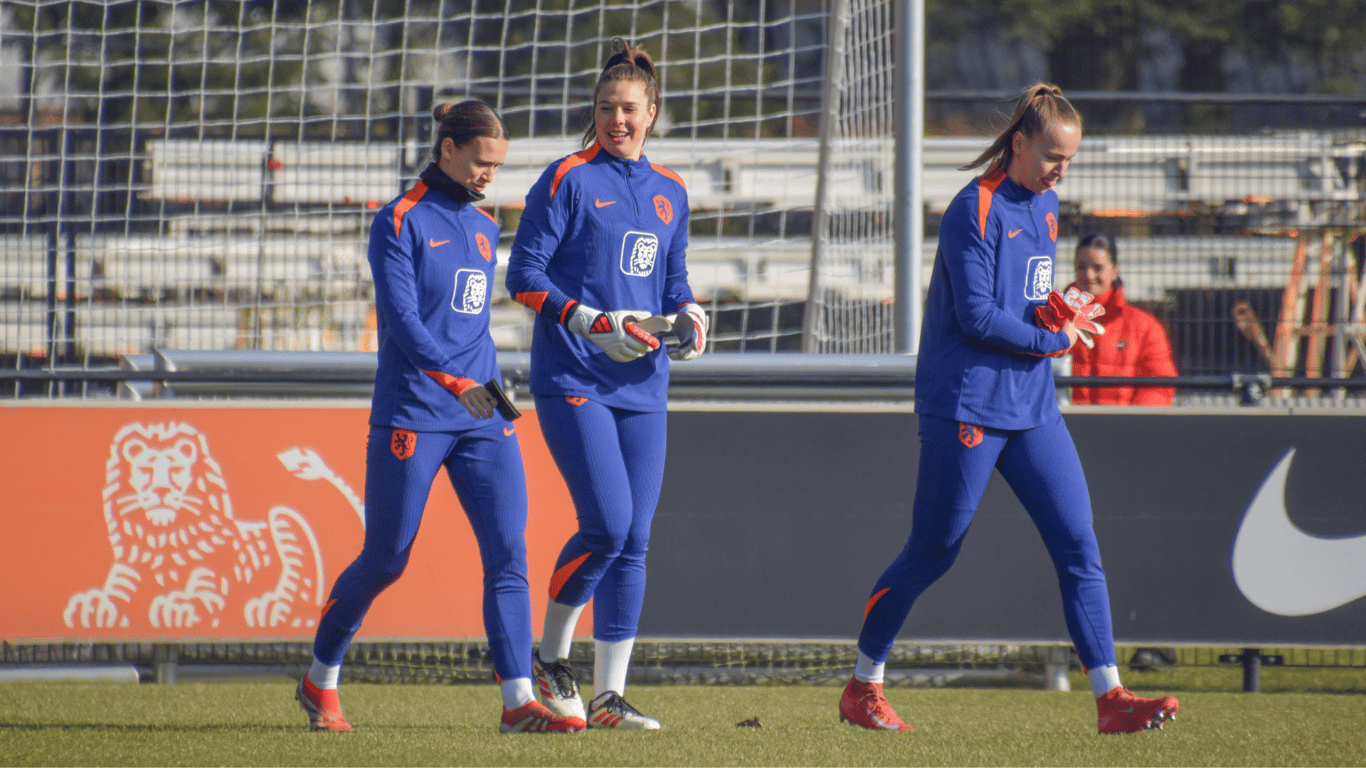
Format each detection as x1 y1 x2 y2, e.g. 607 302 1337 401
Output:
2 667 1364 767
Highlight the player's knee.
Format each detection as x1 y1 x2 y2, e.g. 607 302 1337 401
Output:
484 568 529 593
481 537 528 570
357 549 412 585
578 522 631 558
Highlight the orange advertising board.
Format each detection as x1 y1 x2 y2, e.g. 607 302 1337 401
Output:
0 404 587 642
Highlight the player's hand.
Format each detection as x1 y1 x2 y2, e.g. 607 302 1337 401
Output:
566 303 660 362
1035 287 1106 349
1062 322 1081 348
457 384 497 419
422 369 495 410
666 302 708 361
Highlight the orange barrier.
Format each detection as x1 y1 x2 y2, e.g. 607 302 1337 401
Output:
0 405 587 642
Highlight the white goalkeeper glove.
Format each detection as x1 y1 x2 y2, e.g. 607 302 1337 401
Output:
565 303 660 362
665 302 708 361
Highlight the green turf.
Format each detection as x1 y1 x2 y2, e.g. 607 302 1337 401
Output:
1 673 1363 767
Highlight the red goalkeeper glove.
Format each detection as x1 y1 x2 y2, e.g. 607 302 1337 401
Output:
1035 286 1106 349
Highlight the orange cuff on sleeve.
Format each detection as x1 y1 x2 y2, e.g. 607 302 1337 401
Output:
422 369 476 396
515 290 549 313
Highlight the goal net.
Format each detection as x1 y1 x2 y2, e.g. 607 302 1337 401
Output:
1 0 899 372
804 0 899 353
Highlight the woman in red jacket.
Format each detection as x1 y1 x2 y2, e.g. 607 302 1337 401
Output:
1068 233 1177 405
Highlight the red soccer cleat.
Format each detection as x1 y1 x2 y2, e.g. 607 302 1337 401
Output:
838 676 915 731
1096 687 1180 734
499 700 588 733
296 677 354 732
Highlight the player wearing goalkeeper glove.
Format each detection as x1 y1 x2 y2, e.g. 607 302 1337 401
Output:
506 39 706 730
841 84 1178 736
300 100 584 735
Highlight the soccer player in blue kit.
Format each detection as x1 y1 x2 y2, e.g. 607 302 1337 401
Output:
506 39 708 730
839 84 1180 735
295 100 586 734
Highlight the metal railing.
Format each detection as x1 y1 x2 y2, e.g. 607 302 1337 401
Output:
3 351 1363 406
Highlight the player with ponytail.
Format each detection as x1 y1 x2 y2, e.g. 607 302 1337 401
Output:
507 38 706 730
840 84 1181 735
297 100 585 735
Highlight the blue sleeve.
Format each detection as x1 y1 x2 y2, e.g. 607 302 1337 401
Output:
368 211 463 376
506 166 579 324
940 198 1069 356
662 192 695 312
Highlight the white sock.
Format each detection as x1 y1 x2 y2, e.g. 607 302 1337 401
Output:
500 677 535 710
854 650 885 684
308 658 341 690
593 637 635 700
539 601 586 662
1087 665 1123 698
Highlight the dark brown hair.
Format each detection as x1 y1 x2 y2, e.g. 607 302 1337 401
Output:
431 99 507 162
581 38 660 150
1075 232 1117 264
1075 232 1122 286
961 83 1081 173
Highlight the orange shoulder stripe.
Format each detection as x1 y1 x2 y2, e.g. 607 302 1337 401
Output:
649 162 686 190
474 206 497 224
976 169 1006 241
393 180 429 236
549 143 600 201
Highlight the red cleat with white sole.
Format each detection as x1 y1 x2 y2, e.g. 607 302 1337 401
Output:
1097 687 1180 734
296 677 354 732
499 700 587 733
838 677 915 731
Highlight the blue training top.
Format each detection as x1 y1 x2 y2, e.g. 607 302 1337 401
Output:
367 164 505 432
506 142 696 412
914 169 1073 431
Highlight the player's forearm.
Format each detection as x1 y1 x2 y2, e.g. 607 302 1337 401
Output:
955 300 1067 355
506 271 579 326
376 305 459 374
505 233 579 325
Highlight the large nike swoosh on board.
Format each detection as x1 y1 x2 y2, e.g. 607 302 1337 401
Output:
1231 448 1366 616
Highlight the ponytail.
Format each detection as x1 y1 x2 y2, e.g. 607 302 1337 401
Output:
581 38 660 150
960 83 1080 174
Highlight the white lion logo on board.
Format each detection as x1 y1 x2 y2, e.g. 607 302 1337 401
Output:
63 422 327 631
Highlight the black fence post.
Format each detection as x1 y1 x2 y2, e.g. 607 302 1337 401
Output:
1219 648 1285 692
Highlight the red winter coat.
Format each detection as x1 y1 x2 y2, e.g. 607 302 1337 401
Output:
1067 284 1177 406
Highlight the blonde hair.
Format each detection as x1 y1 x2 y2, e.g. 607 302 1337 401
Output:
960 83 1080 173
581 38 660 150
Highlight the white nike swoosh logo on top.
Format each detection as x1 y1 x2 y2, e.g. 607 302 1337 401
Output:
1232 448 1366 616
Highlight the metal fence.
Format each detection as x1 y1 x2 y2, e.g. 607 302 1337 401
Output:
2 1 1364 399
6 640 1364 693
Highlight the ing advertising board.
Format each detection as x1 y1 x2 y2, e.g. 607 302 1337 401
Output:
0 405 584 641
2 405 1363 647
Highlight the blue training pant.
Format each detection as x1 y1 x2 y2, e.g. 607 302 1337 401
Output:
858 412 1117 670
534 395 668 642
313 421 532 681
